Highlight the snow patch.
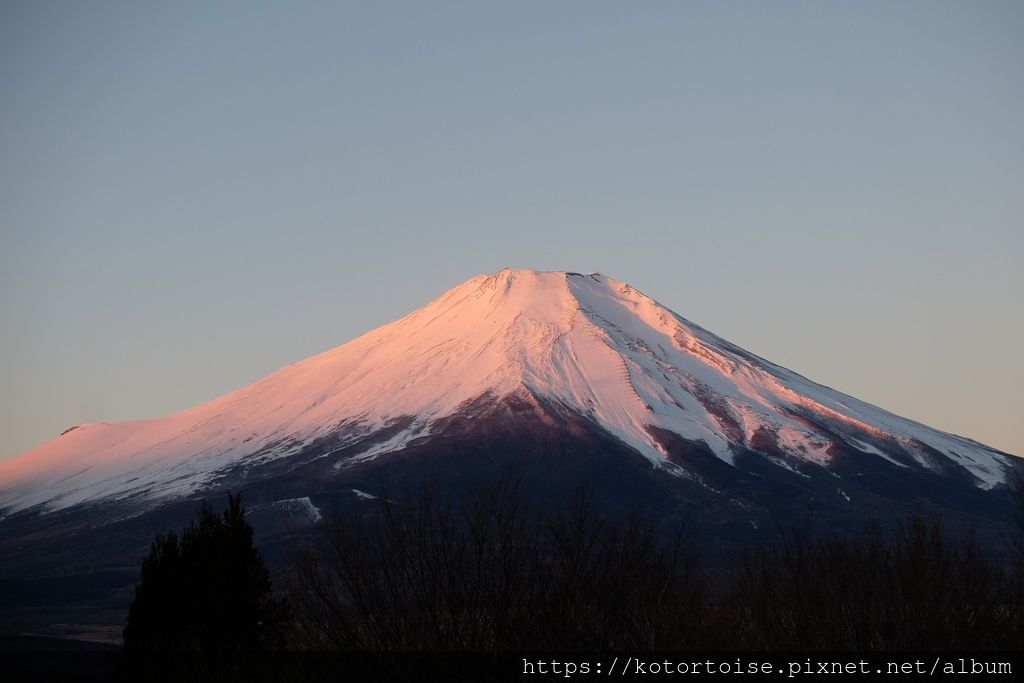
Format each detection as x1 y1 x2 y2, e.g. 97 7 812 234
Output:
260 496 321 523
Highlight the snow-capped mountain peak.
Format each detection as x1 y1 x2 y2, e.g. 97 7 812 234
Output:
0 269 1016 514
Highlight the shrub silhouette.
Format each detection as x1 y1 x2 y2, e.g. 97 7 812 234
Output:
290 479 708 653
288 478 1022 655
123 493 288 654
725 516 1018 650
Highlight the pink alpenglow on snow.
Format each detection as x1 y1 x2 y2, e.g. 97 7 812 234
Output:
0 269 1017 514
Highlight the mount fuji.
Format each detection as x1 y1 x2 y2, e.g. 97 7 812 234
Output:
0 269 1020 590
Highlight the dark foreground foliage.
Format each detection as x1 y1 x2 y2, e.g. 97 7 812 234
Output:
726 518 1020 649
291 480 709 651
123 494 289 656
120 479 1023 681
289 479 1024 653
112 480 1023 681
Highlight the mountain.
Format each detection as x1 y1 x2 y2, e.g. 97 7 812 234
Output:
0 269 1020 631
1 269 1017 511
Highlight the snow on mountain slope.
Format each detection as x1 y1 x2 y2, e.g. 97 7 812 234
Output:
0 269 1016 514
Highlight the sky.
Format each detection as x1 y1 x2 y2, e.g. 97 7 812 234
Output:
1 0 1022 460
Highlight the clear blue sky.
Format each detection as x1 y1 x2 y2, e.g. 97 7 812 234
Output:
1 0 1022 459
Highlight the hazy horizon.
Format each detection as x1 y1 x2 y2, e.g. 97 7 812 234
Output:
2 1 1022 460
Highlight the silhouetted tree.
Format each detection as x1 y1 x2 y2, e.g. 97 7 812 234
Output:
123 493 288 654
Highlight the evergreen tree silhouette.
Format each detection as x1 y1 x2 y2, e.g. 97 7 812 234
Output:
123 493 288 653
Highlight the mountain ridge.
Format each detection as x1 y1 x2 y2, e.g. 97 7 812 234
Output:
0 268 1017 516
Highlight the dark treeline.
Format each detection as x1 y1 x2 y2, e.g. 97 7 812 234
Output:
119 477 1024 678
112 481 1024 681
291 480 709 651
287 477 1024 653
